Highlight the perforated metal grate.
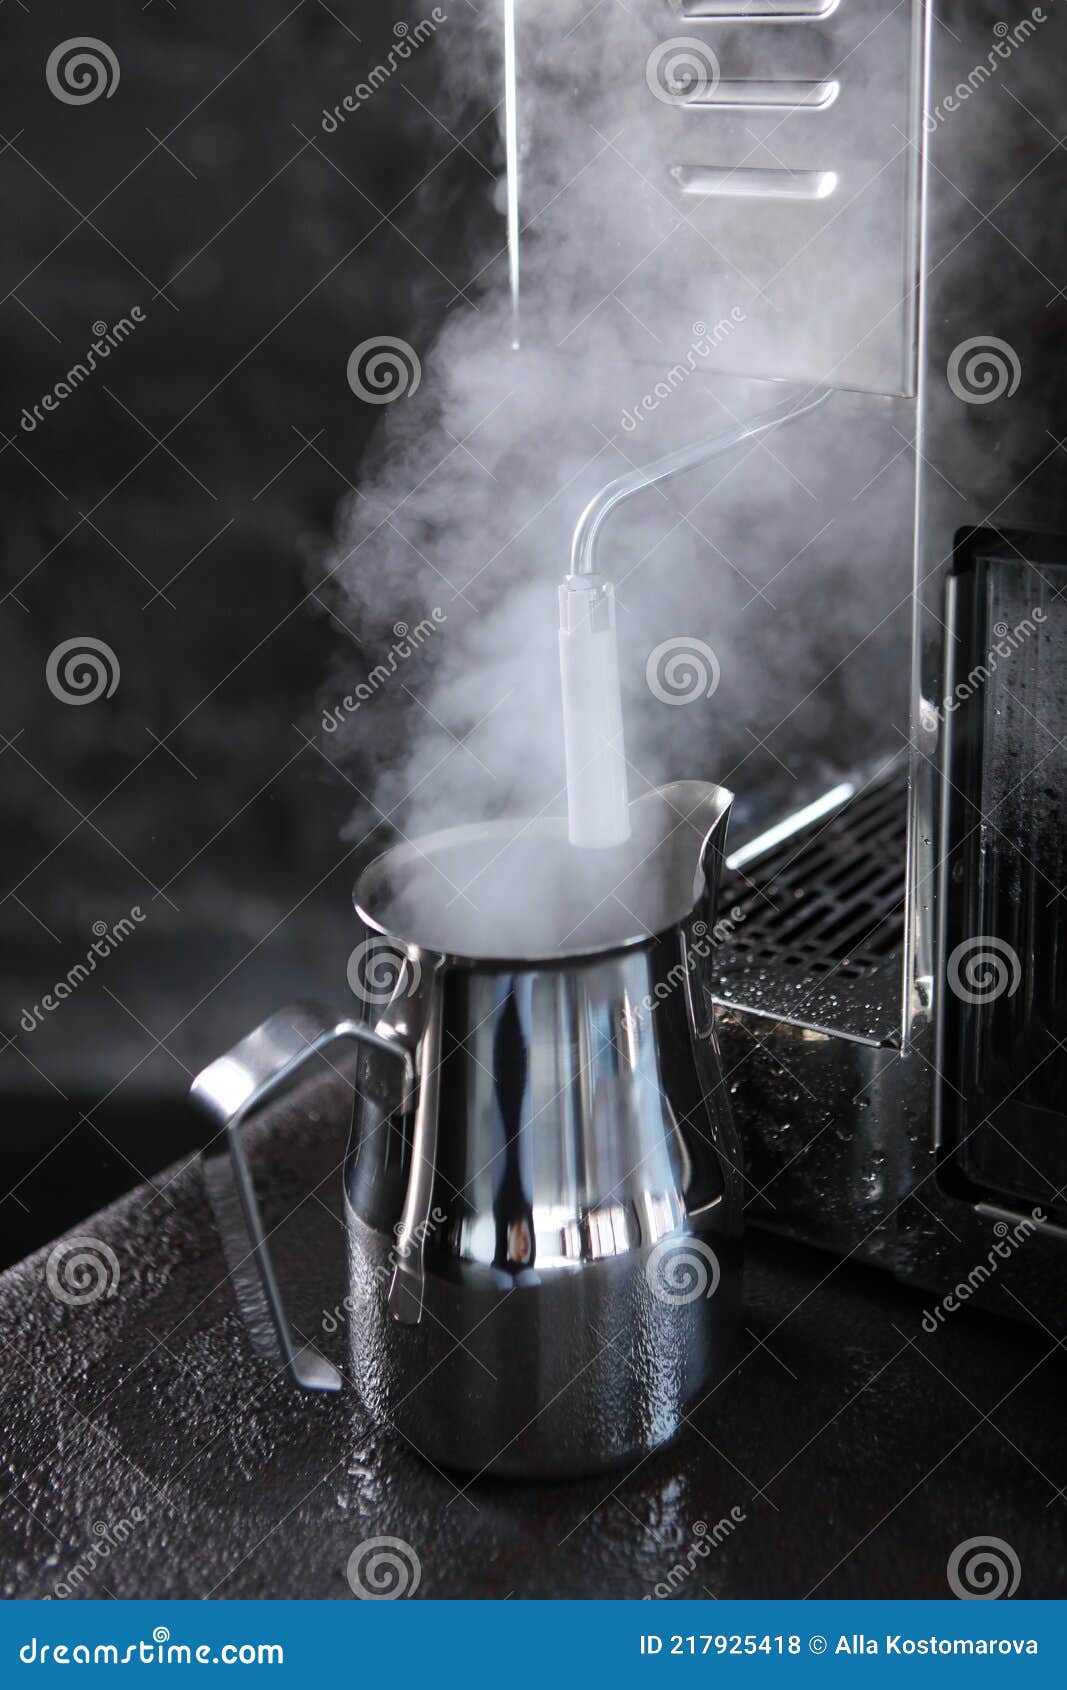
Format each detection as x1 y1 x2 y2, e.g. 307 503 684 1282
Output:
720 767 907 981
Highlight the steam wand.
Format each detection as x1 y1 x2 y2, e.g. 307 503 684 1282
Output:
559 387 831 849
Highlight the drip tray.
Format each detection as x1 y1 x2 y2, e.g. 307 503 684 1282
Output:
714 760 907 1046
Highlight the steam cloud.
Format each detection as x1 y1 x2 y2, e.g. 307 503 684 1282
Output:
316 0 920 950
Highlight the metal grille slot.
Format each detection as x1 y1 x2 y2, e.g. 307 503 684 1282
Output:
720 768 907 981
671 164 838 199
672 79 840 109
671 0 840 16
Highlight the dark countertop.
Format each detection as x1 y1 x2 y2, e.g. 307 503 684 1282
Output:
1 1063 1063 1602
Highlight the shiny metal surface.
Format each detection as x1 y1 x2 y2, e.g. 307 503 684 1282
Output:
519 0 925 394
191 783 744 1478
629 0 1067 1319
900 0 1067 1302
712 750 1067 1329
712 767 908 1257
905 2 1067 1040
191 1003 415 1392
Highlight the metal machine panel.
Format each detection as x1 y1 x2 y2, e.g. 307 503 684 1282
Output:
941 530 1067 1223
517 0 924 393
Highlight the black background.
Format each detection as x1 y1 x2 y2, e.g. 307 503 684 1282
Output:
1 1 493 1263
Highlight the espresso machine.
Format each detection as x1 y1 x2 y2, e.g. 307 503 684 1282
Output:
543 0 1066 1326
194 0 1066 1481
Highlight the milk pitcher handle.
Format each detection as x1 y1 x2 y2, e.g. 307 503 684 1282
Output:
190 1000 415 1394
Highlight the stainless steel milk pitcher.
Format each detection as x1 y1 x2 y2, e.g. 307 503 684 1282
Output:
191 781 743 1477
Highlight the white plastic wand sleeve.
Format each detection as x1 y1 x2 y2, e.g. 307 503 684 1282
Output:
558 573 631 849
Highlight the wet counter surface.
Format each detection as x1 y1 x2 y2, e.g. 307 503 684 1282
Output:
0 1068 1062 1601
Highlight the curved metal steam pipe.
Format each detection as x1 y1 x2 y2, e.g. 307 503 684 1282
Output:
558 386 832 849
569 385 832 579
